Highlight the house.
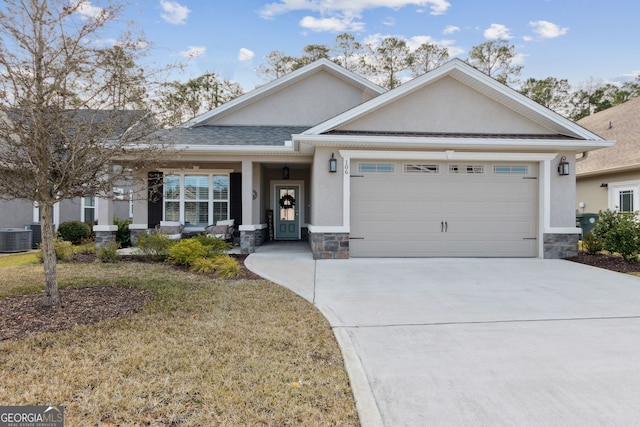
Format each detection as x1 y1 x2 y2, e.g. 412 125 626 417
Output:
0 110 140 247
95 58 612 259
576 97 640 215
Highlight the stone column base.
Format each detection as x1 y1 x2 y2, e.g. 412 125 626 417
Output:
94 225 117 250
309 232 349 259
128 224 149 247
543 233 579 259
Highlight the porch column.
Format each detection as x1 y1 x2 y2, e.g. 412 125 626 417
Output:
93 196 117 249
240 160 257 254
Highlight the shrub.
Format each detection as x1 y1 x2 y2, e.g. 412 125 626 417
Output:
57 221 91 245
37 239 74 263
114 218 132 248
167 238 207 267
189 257 216 274
211 255 240 279
581 231 603 254
97 241 121 263
135 232 174 262
193 234 230 256
592 209 640 260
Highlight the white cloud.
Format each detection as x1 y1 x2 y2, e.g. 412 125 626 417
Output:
260 0 452 29
529 20 568 39
383 17 396 26
238 48 255 61
443 25 460 35
300 16 365 32
160 0 191 25
484 23 512 39
179 46 206 58
73 0 103 19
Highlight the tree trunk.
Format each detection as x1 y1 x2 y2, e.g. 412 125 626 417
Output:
40 203 59 307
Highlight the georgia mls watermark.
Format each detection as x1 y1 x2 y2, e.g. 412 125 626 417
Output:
0 406 64 427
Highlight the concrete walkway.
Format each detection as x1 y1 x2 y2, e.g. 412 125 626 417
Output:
245 242 640 427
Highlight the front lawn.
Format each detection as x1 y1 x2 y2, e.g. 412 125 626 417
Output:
0 261 359 426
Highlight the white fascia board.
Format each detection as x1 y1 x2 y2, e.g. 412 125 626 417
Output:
295 134 614 152
338 150 559 162
169 144 297 155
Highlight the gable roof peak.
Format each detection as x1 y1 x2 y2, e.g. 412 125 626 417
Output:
181 59 385 128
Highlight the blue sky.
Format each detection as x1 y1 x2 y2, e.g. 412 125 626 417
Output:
113 0 639 91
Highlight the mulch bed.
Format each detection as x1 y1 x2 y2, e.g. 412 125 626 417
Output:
0 253 262 342
0 286 152 341
565 251 640 273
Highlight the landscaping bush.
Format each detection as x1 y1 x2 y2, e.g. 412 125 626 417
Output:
211 255 240 279
189 257 216 274
57 221 91 245
193 234 230 256
37 239 74 263
135 232 174 262
114 218 131 248
97 241 121 263
167 238 207 267
592 209 640 260
581 231 603 254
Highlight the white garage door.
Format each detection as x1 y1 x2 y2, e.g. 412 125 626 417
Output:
350 161 538 257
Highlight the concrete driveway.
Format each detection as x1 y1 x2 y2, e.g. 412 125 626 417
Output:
246 243 640 426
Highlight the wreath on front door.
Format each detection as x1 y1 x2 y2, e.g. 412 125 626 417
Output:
279 194 296 209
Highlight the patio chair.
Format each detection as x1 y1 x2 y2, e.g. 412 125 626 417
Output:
156 221 184 240
205 219 235 241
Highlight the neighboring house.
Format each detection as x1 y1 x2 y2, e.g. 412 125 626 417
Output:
95 58 611 259
576 97 640 215
0 109 140 235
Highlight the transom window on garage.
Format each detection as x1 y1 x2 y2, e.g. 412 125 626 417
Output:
449 164 484 174
359 163 395 173
493 165 529 175
404 164 439 173
164 173 229 227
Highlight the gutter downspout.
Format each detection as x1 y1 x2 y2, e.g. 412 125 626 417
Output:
576 152 588 162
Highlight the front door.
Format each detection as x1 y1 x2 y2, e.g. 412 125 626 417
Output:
275 185 299 240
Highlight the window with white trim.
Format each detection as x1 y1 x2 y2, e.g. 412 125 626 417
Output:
449 164 484 174
164 173 229 226
81 197 95 223
609 182 640 213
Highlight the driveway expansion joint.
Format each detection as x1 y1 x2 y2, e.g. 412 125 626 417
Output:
332 315 640 329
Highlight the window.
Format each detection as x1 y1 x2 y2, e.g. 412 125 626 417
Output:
405 164 439 173
164 173 229 226
493 165 529 175
609 183 640 213
82 197 95 223
359 163 395 173
449 164 484 174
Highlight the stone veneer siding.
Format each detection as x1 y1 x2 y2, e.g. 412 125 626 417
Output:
309 232 349 259
95 230 116 249
240 229 267 254
129 229 149 247
543 233 579 259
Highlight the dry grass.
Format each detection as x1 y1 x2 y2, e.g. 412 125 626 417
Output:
0 262 359 426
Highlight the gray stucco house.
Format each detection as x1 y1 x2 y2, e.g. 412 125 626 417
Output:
95 58 612 259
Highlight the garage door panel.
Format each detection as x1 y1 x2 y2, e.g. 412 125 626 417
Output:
350 161 538 257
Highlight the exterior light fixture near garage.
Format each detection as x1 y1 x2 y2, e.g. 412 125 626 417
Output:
557 156 570 176
282 165 290 180
329 153 337 173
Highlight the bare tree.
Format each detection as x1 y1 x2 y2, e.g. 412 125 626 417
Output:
409 43 449 77
362 36 413 89
331 33 365 72
257 51 297 82
467 39 522 86
0 0 163 306
154 73 243 127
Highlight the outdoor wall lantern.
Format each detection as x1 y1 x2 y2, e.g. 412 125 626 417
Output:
282 165 290 180
329 153 337 173
557 156 570 176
